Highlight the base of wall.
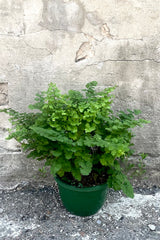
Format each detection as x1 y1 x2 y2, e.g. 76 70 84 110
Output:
0 153 160 190
0 152 54 190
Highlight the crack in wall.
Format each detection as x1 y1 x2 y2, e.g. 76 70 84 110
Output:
75 28 147 63
23 40 54 55
83 58 160 68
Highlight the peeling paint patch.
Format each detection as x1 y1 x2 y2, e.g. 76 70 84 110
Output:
75 36 95 62
75 42 94 62
100 23 114 39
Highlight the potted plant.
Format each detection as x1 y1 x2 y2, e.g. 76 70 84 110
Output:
1 81 150 216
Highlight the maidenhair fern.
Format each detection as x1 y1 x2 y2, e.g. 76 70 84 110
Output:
1 81 150 198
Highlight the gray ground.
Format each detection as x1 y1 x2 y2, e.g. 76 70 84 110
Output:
0 179 160 240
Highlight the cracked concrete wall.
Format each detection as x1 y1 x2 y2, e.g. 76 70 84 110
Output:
0 0 160 187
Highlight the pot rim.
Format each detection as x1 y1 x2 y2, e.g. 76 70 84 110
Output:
55 176 108 192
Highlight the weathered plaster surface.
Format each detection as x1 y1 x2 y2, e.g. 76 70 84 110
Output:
41 0 85 32
0 83 8 105
0 0 160 186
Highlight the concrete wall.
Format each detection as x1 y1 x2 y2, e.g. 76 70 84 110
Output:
0 0 160 188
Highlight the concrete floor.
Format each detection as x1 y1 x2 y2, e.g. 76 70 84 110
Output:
0 179 160 240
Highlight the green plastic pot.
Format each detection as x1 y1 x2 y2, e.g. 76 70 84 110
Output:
55 177 108 216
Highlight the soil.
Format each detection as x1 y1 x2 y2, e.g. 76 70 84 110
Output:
60 166 109 187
